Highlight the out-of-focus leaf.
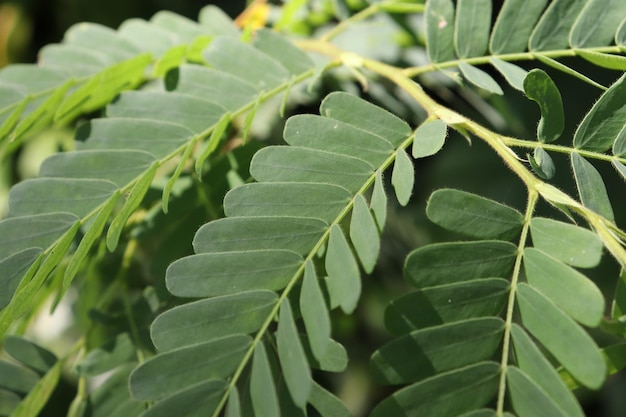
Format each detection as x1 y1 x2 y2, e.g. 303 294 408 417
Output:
3 336 57 373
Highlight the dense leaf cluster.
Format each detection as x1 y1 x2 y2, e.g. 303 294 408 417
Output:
1 1 626 416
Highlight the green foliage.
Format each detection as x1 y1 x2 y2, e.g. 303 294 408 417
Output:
1 1 626 416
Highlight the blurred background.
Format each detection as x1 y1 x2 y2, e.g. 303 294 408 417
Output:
0 1 625 416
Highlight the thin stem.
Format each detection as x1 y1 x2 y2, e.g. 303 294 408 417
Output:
496 191 537 415
402 46 622 77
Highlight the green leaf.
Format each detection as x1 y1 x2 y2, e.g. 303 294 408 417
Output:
385 278 509 334
0 389 21 415
252 29 314 75
151 290 278 351
8 178 117 218
571 152 614 221
302 336 348 372
576 50 626 70
0 360 39 394
454 0 491 58
63 191 120 290
203 37 290 91
3 337 56 374
0 213 76 262
425 0 456 63
0 249 41 310
284 114 395 168
528 0 587 51
528 148 555 179
78 118 192 158
523 69 564 142
573 73 626 152
516 283 606 389
320 92 411 148
412 119 447 159
129 334 251 400
300 260 331 361
371 318 504 384
613 160 626 182
277 299 311 409
404 241 517 288
224 183 351 224
534 55 607 90
193 216 326 255
225 386 241 417
350 194 380 273
9 359 63 417
325 224 361 314
195 112 231 179
75 333 135 377
511 324 585 417
251 146 374 194
370 171 387 232
506 366 568 417
166 250 302 297
107 91 226 134
569 0 626 47
612 269 626 320
458 63 503 95
490 59 527 92
370 362 500 417
529 217 602 268
141 379 226 417
308 381 351 417
392 148 414 206
617 18 626 46
250 343 280 417
426 189 523 240
612 125 626 157
489 0 547 54
165 65 258 112
106 161 159 251
523 248 604 326
41 150 155 188
152 45 187 77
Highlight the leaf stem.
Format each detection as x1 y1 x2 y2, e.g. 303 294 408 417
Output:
496 190 537 415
